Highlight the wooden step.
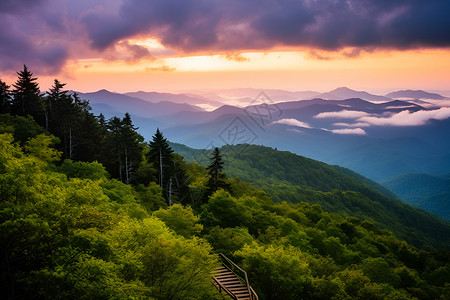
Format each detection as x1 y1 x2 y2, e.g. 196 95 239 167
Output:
225 283 246 288
216 277 241 283
231 286 248 289
233 290 250 294
216 273 235 278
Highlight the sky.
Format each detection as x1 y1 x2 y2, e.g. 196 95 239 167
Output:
1 0 450 93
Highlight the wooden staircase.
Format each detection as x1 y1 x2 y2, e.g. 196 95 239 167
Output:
212 254 258 300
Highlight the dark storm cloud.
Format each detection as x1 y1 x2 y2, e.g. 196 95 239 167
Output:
82 0 450 52
1 0 450 74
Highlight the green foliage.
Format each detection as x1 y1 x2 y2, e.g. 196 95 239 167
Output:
0 133 219 299
236 243 309 299
0 113 44 144
58 159 109 180
153 204 203 238
173 143 450 250
196 187 450 299
205 226 254 256
382 173 450 221
134 182 167 212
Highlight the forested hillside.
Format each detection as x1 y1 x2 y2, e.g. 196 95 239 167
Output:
1 67 450 299
171 143 450 250
382 173 450 221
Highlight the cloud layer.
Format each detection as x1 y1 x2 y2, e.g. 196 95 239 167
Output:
274 118 311 128
1 0 450 73
358 107 450 126
315 110 370 119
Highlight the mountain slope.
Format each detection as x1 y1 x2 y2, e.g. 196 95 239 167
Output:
171 143 450 250
381 174 450 221
314 87 392 102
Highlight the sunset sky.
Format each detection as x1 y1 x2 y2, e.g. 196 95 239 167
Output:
1 0 449 93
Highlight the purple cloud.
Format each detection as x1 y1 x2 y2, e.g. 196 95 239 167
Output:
0 0 70 73
1 0 450 74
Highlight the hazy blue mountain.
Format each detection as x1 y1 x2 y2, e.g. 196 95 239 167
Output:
314 87 392 102
381 173 450 221
188 88 321 103
78 90 204 119
386 90 448 100
159 97 447 182
162 111 450 182
124 91 223 107
83 89 450 183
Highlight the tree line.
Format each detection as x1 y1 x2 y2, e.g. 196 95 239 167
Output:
0 65 226 206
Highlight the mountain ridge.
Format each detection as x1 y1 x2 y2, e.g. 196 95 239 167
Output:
171 142 450 249
386 89 448 100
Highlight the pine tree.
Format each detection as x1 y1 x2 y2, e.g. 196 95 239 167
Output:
11 65 45 126
148 129 175 204
120 113 144 184
206 147 229 198
171 154 192 205
44 80 82 159
45 79 67 131
104 114 144 183
0 78 11 114
106 116 126 181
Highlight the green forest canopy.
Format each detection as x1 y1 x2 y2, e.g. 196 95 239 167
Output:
1 68 450 299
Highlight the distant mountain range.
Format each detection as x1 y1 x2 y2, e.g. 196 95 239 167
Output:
385 90 448 100
78 87 450 181
77 86 450 222
314 87 393 102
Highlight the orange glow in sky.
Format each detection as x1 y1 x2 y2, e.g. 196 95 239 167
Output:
2 0 450 95
20 48 448 94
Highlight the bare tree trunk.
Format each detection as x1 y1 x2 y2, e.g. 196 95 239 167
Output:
168 177 172 206
69 127 72 159
45 111 48 131
118 145 122 182
159 148 163 188
125 148 129 184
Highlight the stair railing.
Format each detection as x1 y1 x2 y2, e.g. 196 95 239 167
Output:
218 253 258 300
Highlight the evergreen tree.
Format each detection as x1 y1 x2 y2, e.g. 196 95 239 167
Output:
148 129 175 204
106 116 125 181
171 154 192 205
120 113 144 184
11 65 45 126
72 100 110 163
104 114 144 183
45 79 67 131
0 78 11 114
206 147 229 199
44 80 87 159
